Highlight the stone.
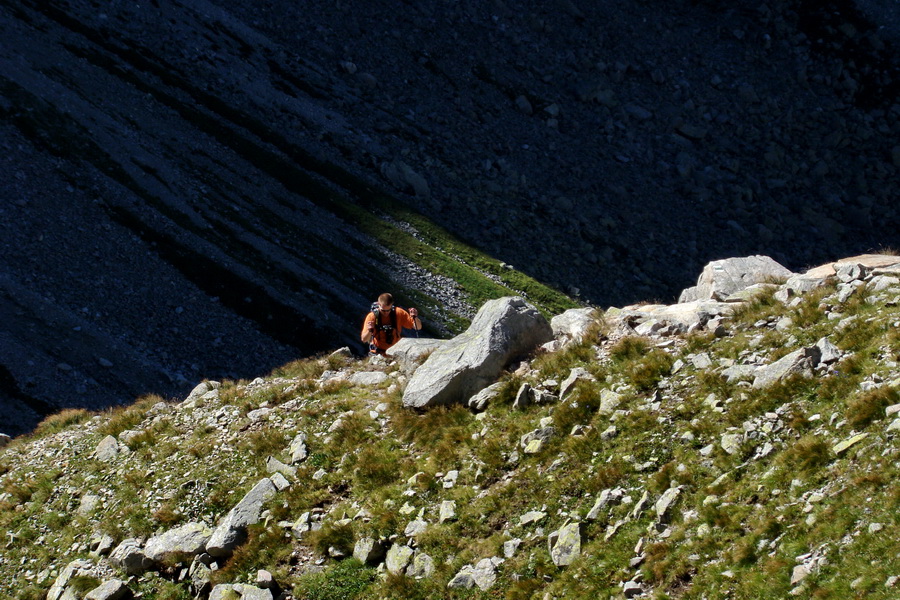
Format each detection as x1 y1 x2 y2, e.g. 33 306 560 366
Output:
385 544 414 574
386 338 445 375
47 560 98 600
599 389 623 415
90 534 116 557
753 346 821 388
94 435 121 462
721 433 742 455
144 522 214 563
679 256 794 303
78 493 101 516
109 539 153 575
560 367 595 401
447 565 476 589
550 307 598 345
472 558 498 590
623 580 643 598
269 472 290 491
404 519 428 538
403 297 553 408
503 538 522 558
549 522 581 566
182 381 219 407
289 432 309 464
468 381 504 411
256 570 275 589
209 584 273 600
513 383 534 409
265 456 296 480
348 371 388 386
407 553 435 579
521 427 556 449
207 478 277 557
655 487 682 521
353 538 387 565
815 337 841 364
84 580 129 600
519 510 546 526
833 433 869 455
439 500 457 523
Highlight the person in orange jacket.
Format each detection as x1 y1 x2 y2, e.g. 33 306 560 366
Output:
361 293 422 354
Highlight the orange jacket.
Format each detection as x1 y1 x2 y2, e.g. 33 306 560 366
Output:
362 307 416 352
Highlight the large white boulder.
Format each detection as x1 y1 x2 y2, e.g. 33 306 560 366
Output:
679 255 794 303
402 297 552 409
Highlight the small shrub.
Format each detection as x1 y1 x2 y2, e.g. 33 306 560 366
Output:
846 386 898 430
352 440 404 492
609 336 650 363
783 435 831 472
307 521 355 558
33 409 92 437
67 576 101 595
295 559 375 600
626 349 674 391
98 394 163 437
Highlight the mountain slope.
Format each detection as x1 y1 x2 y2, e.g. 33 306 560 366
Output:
2 255 899 599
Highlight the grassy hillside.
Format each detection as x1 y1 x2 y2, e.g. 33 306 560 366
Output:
1 276 899 599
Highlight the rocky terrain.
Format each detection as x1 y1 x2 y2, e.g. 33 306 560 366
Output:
2 0 900 434
1 253 899 599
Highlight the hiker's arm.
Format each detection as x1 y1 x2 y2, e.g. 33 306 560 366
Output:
361 315 375 343
409 307 422 330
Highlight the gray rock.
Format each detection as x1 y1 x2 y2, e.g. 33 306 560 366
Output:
353 538 387 565
385 544 414 574
721 364 758 383
753 346 821 388
109 539 153 575
623 580 643 598
655 487 682 521
144 522 213 563
94 436 121 462
815 337 842 364
90 534 116 557
207 478 277 557
836 262 867 283
520 427 556 449
265 456 297 480
467 381 504 411
209 584 273 600
386 338 445 375
599 389 623 415
439 500 457 523
550 307 598 345
679 256 794 302
549 522 581 566
47 560 98 600
721 433 743 455
472 558 498 590
447 565 476 589
348 371 389 386
513 383 533 409
560 367 595 401
403 297 553 408
84 579 129 600
289 432 309 464
403 519 428 538
78 494 101 516
190 559 213 597
407 553 435 579
503 538 522 558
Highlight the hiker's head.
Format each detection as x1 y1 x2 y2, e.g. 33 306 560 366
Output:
377 293 394 312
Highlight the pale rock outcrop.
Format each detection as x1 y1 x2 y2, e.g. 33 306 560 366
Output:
447 565 476 589
679 255 794 303
472 558 499 590
467 381 504 411
207 478 277 557
93 435 123 462
144 522 213 563
385 544 414 574
560 367 595 401
550 307 599 346
403 297 552 409
289 432 309 464
348 371 389 386
407 553 435 579
353 538 387 565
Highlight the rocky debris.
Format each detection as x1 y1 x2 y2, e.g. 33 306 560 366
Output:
447 565 476 589
559 367 596 401
385 338 445 375
207 478 278 557
144 522 214 564
348 371 389 386
407 553 435 579
403 297 553 408
549 522 582 566
289 432 309 464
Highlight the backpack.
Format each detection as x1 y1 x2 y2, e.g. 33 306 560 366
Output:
371 301 398 346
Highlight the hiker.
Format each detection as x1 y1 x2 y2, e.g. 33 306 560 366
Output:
361 293 421 354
